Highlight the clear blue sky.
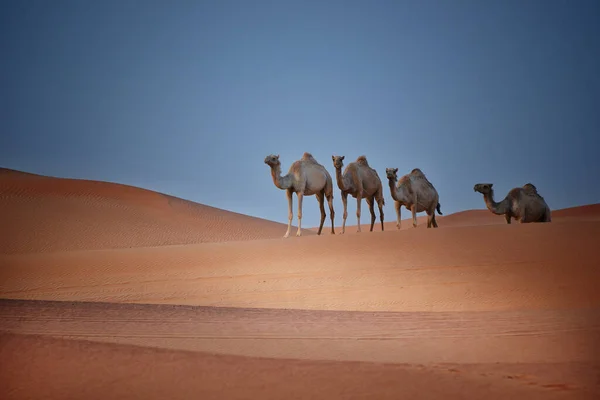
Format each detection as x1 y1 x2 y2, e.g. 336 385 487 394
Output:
2 0 599 227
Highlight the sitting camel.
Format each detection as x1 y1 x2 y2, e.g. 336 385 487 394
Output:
331 155 385 234
385 168 443 229
264 152 335 237
473 182 551 223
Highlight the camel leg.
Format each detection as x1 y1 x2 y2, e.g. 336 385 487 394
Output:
412 194 418 228
504 213 511 224
519 208 528 223
341 192 348 234
316 192 326 235
296 192 304 236
377 197 385 231
395 201 401 230
366 197 376 232
284 189 293 238
411 204 418 228
327 193 336 234
356 195 363 233
431 212 438 228
428 205 439 228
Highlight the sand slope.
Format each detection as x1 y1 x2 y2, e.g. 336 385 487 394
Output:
1 168 599 399
1 298 598 398
0 167 313 254
2 299 598 365
3 220 599 311
6 332 596 400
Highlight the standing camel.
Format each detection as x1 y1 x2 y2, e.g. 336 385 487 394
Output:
264 152 335 237
473 183 551 223
385 168 443 229
331 155 385 234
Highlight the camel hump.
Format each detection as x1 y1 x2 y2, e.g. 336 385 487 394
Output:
302 152 317 162
355 155 369 166
410 168 425 178
523 183 538 195
410 168 435 189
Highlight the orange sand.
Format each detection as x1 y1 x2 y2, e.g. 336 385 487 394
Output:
1 168 599 399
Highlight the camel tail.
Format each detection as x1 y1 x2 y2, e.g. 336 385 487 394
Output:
436 203 443 215
377 182 385 206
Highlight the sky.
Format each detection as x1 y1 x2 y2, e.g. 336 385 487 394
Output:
1 0 599 228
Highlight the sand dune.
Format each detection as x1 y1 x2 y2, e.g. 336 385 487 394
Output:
0 167 313 254
552 203 600 219
2 220 600 311
1 168 599 399
319 204 600 233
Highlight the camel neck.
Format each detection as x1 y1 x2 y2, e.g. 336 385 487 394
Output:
388 179 399 201
483 189 509 215
335 167 348 191
270 165 292 190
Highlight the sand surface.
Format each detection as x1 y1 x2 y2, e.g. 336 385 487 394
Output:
1 169 599 399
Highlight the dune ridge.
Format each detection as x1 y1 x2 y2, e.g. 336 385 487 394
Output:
2 299 598 365
318 204 600 232
0 167 314 254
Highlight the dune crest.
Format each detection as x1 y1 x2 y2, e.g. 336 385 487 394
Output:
331 205 600 232
0 167 313 254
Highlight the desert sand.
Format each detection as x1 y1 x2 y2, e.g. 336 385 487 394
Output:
1 168 599 399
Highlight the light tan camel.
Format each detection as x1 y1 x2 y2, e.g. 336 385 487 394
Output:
331 155 385 234
264 152 335 237
473 182 551 223
385 168 443 229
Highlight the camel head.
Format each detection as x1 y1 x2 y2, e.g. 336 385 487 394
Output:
385 168 399 181
473 183 493 194
331 155 345 169
264 154 280 167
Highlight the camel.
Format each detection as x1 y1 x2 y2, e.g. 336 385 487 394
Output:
473 182 551 223
385 168 443 229
331 155 385 234
264 152 335 237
